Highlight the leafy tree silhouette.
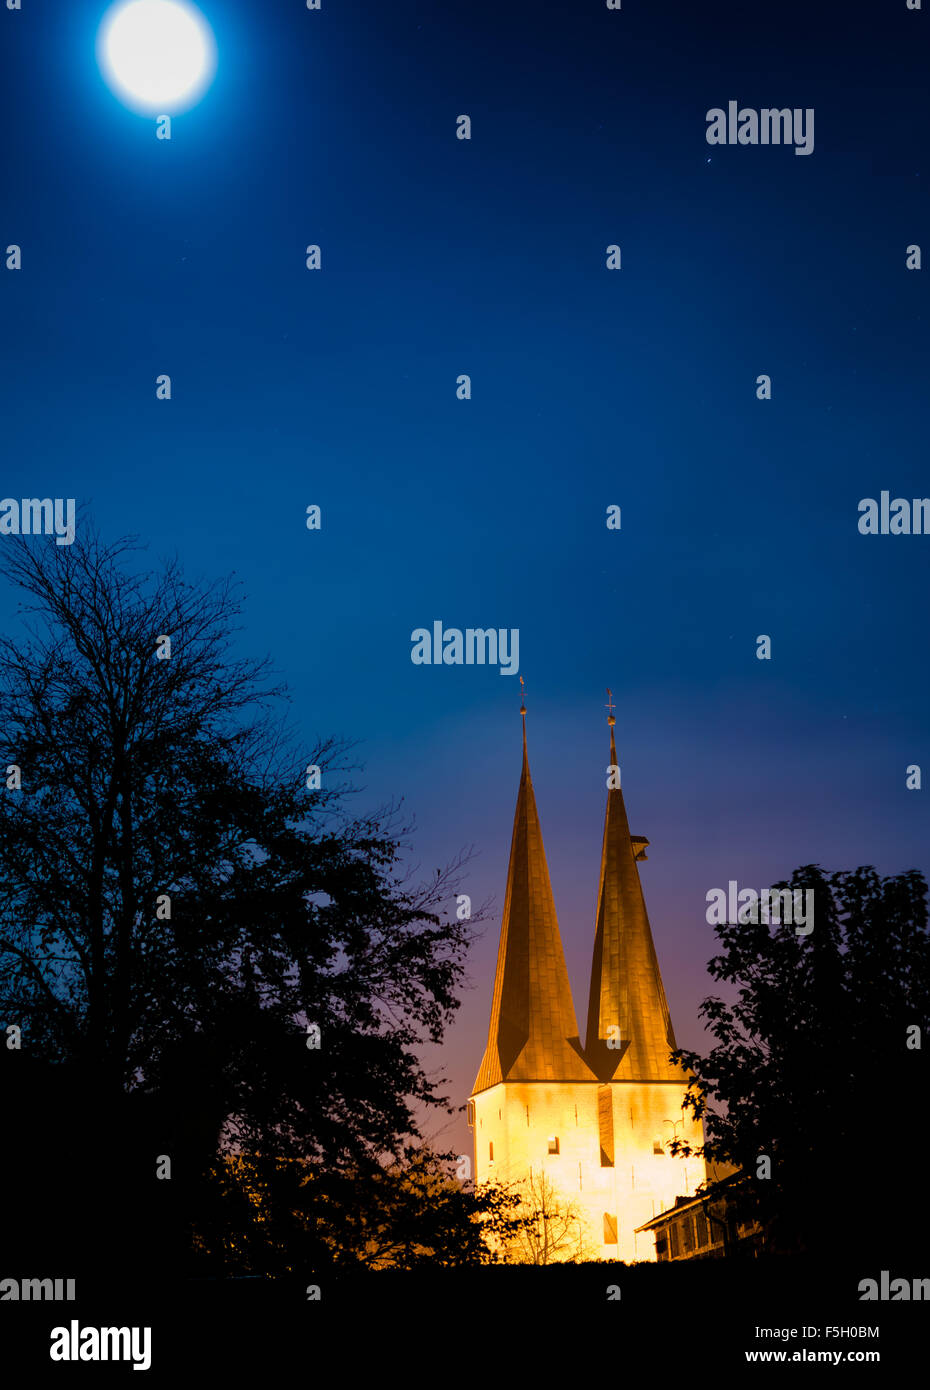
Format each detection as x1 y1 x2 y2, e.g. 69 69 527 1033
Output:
194 1146 522 1275
668 863 930 1265
0 526 488 1279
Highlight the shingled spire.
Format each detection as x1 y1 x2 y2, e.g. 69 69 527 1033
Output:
473 707 594 1092
585 702 684 1083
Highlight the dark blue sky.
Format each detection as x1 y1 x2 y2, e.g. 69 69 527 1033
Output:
2 0 928 1157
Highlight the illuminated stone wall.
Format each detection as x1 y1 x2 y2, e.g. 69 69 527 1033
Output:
472 1079 705 1262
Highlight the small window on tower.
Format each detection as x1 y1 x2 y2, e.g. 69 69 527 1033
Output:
653 1138 664 1155
466 1101 475 1128
603 1213 618 1244
548 1136 560 1155
489 1142 494 1161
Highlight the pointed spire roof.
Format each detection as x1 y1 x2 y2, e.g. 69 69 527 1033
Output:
473 709 595 1093
585 708 685 1083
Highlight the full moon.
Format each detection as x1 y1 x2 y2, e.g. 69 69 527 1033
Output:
97 0 216 115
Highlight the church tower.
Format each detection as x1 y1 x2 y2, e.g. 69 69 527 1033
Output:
468 697 705 1262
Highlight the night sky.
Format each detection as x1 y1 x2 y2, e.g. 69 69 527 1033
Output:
2 0 928 1163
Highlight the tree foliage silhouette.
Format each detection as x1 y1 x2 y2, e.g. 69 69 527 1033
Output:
195 1146 522 1274
669 863 930 1261
0 528 484 1274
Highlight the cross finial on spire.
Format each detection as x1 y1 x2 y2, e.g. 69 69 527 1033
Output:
520 675 527 715
605 687 616 727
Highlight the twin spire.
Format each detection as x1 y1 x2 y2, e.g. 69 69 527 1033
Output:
473 694 683 1093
